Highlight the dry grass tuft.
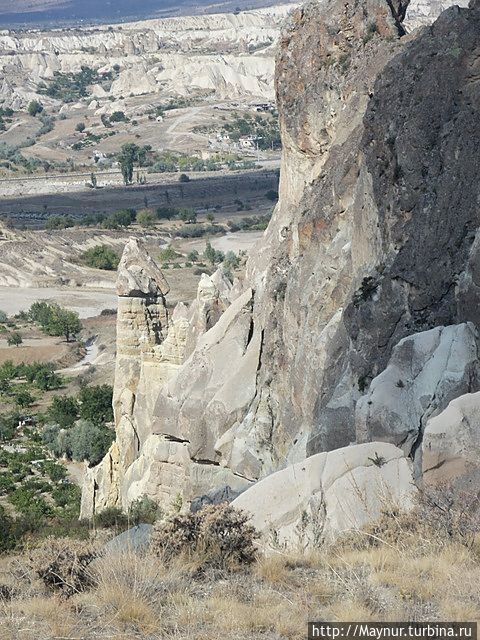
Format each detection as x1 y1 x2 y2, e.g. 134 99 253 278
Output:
1 488 480 638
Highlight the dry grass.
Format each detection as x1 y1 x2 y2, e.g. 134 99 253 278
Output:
1 505 480 639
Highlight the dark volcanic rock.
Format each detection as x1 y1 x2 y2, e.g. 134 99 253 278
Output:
307 0 480 454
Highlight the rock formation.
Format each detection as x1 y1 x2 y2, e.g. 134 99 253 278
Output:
232 442 416 548
83 0 480 543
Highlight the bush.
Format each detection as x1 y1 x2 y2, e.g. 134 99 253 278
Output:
7 332 22 347
28 100 43 117
128 496 163 525
95 506 128 529
81 245 120 270
151 503 259 570
75 122 86 132
69 420 114 465
179 173 190 182
45 215 75 230
47 395 79 428
136 208 156 227
29 538 98 596
0 505 15 552
78 384 113 426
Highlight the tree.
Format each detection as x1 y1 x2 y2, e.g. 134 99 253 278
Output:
69 420 115 465
136 208 156 227
47 395 79 428
81 245 119 270
48 306 82 342
118 142 142 185
0 310 7 323
90 172 97 188
187 250 199 263
179 208 197 224
75 122 86 133
206 213 215 224
28 100 43 117
78 385 113 426
15 389 34 409
179 173 190 183
7 332 22 347
203 241 224 266
0 413 19 442
156 206 176 220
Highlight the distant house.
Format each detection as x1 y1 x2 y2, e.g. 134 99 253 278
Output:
238 135 256 149
156 115 164 122
216 132 231 142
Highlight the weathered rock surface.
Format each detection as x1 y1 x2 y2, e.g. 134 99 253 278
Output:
0 6 294 109
83 0 480 521
233 442 416 549
422 392 480 490
356 324 480 458
81 239 170 517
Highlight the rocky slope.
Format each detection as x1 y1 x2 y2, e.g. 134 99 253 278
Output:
0 6 294 109
82 0 480 547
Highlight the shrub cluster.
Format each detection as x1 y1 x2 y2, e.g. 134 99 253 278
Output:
151 503 259 570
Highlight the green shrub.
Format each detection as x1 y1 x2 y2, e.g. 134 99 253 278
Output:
47 395 79 428
128 496 163 525
81 245 120 270
78 385 113 426
69 420 114 465
95 506 128 529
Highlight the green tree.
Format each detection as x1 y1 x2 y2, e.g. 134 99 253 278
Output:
136 208 156 227
47 395 79 428
82 245 119 270
7 332 22 347
0 413 18 442
15 389 34 409
78 385 113 426
0 310 7 323
69 420 115 465
206 212 215 224
47 306 82 342
179 208 197 224
28 100 43 117
187 249 199 262
118 142 141 185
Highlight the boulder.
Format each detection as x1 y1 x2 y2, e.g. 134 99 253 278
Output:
422 392 480 490
356 324 480 456
232 442 416 550
103 524 153 556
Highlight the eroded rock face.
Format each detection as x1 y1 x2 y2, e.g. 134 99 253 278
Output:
356 324 480 460
232 442 416 549
83 0 480 520
81 239 170 517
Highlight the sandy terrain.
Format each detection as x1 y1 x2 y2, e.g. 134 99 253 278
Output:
0 287 118 318
180 229 264 253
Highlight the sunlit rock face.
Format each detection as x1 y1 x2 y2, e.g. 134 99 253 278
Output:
83 0 480 521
